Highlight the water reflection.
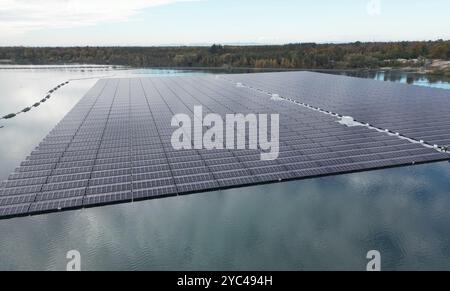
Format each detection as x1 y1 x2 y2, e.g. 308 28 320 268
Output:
1 162 450 271
0 67 202 179
0 67 450 270
330 70 450 90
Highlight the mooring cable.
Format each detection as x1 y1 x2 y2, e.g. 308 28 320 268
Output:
0 73 116 127
0 80 69 119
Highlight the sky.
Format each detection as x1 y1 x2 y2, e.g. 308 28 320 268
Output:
0 0 449 46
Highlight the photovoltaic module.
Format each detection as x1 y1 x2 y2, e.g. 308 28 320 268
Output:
1 72 449 219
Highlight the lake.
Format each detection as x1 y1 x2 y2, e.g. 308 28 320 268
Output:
0 66 449 271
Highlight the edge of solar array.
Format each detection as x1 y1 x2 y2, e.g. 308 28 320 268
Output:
1 155 448 221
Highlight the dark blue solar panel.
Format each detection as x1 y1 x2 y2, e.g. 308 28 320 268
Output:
0 74 448 219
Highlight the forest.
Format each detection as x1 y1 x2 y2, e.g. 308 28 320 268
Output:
0 40 449 72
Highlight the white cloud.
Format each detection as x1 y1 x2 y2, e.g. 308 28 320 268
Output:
0 0 199 35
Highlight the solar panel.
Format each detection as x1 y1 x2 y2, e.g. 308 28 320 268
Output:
225 71 450 149
83 192 132 207
0 74 449 219
29 197 83 214
36 188 85 201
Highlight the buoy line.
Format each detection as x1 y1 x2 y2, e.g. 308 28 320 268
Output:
0 81 70 122
0 74 115 128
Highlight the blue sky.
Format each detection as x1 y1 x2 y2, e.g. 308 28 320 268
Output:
1 0 449 46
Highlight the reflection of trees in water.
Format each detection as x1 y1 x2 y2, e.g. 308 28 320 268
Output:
173 68 450 85
330 70 450 86
383 72 404 82
427 74 450 84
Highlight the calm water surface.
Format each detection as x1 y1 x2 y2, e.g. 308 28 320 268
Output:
0 67 449 271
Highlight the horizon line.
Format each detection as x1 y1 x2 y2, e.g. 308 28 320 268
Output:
1 39 449 48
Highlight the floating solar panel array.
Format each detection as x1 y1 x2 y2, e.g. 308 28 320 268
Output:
1 74 449 219
225 71 450 148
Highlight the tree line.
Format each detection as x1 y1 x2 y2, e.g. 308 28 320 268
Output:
0 40 449 70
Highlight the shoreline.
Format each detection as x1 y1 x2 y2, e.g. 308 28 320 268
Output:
0 63 449 79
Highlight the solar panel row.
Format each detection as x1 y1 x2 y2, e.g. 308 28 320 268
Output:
224 71 450 147
0 73 449 219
